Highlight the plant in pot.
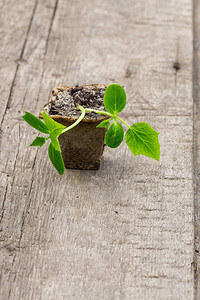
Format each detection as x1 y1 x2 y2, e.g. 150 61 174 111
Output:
22 83 160 175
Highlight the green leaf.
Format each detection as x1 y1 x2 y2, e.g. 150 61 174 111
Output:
22 111 49 134
48 142 65 175
105 119 124 148
42 110 65 134
96 119 111 128
30 137 46 147
104 83 126 115
49 134 61 151
125 122 160 161
52 127 65 137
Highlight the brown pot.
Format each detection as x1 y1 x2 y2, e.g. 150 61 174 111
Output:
39 84 108 170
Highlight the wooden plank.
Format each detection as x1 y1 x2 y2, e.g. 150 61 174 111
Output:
0 0 38 126
0 0 194 299
0 0 60 299
193 0 200 298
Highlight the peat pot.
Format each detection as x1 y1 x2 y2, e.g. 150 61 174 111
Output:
39 84 108 170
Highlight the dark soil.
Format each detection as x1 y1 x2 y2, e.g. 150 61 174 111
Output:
44 85 107 121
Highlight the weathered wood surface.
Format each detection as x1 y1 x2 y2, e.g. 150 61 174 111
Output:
193 0 200 298
0 0 196 299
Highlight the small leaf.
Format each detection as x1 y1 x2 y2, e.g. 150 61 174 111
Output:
105 119 124 148
42 110 66 134
48 142 65 175
97 119 111 128
30 137 46 147
22 112 49 134
104 83 126 115
125 122 160 161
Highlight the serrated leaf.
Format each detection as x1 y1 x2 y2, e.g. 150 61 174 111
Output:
22 111 49 134
105 120 124 148
125 122 160 161
42 110 66 134
96 119 111 128
30 137 46 147
104 83 126 115
48 142 65 175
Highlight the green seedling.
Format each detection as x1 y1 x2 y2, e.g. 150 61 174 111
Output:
22 83 160 175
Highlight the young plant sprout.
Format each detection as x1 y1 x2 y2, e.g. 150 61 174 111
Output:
22 83 160 175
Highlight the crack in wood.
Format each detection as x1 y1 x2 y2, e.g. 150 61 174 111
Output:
193 0 200 298
44 0 59 57
0 0 39 129
8 253 17 300
174 39 180 94
34 0 59 112
0 184 8 226
9 124 21 196
18 150 38 249
4 0 60 255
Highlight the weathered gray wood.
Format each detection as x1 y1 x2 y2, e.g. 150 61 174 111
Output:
0 0 38 126
193 0 200 298
0 0 195 299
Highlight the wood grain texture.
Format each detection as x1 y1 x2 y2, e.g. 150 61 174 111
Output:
0 0 38 126
193 0 200 298
0 0 195 299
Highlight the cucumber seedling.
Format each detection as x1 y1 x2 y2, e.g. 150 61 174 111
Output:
22 83 160 175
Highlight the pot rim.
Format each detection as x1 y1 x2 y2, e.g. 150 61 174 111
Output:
39 84 109 123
